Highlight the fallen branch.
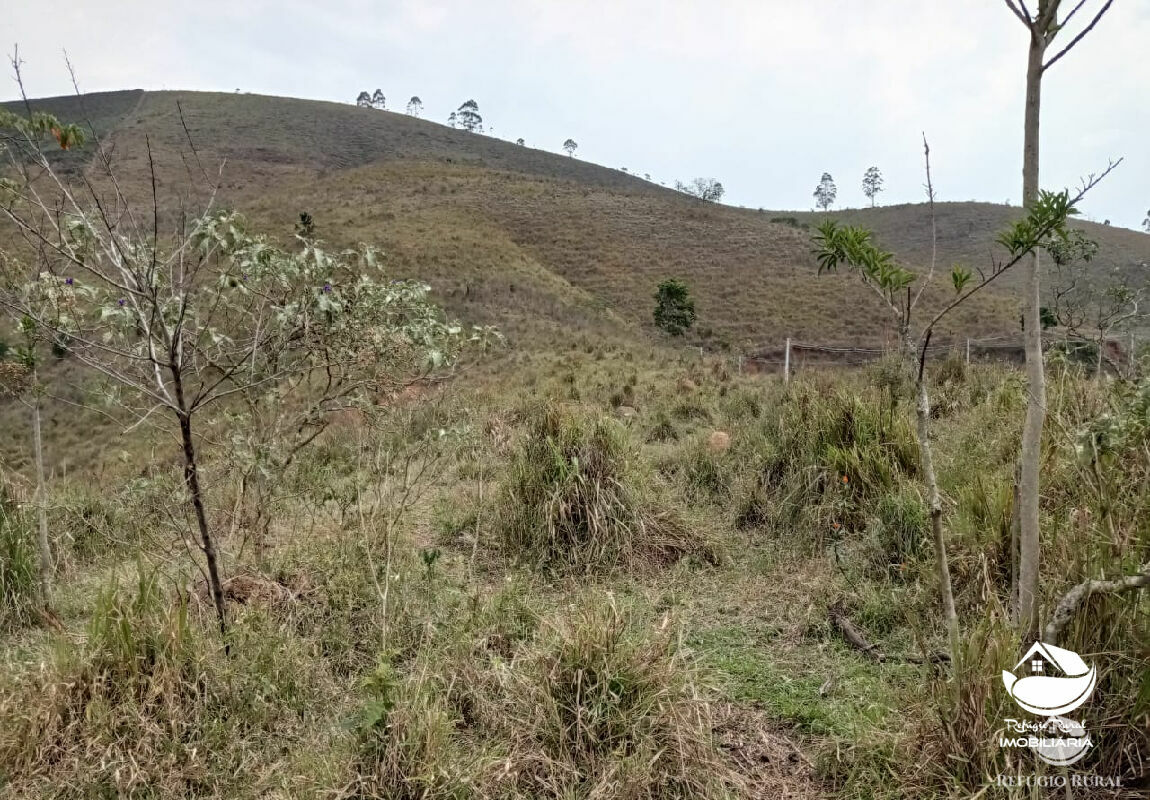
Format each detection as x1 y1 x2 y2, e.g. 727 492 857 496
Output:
1044 564 1150 644
829 602 949 664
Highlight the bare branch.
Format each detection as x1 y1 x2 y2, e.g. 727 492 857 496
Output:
1044 564 1150 644
1043 0 1114 71
1004 0 1033 25
1058 0 1091 29
910 134 937 312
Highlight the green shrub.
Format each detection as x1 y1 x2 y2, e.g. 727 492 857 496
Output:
347 655 464 800
496 402 715 574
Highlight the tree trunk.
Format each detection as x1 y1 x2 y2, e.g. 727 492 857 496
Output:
1017 30 1046 642
915 365 960 658
905 333 959 658
30 368 52 605
178 411 227 634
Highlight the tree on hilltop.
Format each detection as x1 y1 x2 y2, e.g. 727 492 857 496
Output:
675 177 724 203
563 138 578 157
455 99 482 133
862 166 884 207
813 172 837 211
371 89 385 110
406 96 423 117
356 91 372 107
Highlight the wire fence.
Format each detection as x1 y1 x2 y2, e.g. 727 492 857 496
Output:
732 333 1139 376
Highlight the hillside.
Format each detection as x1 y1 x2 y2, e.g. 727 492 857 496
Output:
2 89 1149 800
6 89 1148 353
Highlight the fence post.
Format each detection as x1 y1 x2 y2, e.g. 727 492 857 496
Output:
783 337 791 385
966 338 971 365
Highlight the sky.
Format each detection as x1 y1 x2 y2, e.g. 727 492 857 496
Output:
5 1 1149 230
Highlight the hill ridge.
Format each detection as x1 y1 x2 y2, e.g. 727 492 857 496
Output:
4 89 1148 350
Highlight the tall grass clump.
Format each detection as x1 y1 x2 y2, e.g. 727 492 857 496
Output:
495 596 739 799
344 592 739 799
731 381 919 540
0 490 39 630
346 656 466 800
870 486 929 577
497 401 714 573
0 570 321 798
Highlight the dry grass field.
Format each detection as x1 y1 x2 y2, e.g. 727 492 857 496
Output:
1 89 1148 799
8 89 1145 352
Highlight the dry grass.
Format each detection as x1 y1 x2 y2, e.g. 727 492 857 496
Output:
9 88 1147 363
495 400 716 574
346 592 746 800
3 88 1150 800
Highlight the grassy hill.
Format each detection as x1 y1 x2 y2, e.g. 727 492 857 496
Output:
2 89 1148 474
2 90 1149 800
6 89 1147 353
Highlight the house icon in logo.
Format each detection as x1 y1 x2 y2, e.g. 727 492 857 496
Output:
1002 642 1097 717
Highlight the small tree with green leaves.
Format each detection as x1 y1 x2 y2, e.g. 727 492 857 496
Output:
295 211 316 239
813 172 837 211
1048 230 1144 377
653 279 696 337
0 99 493 633
563 138 578 157
812 138 1117 660
862 166 884 207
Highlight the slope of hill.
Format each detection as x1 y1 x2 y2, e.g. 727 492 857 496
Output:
3 92 1149 800
4 89 1148 351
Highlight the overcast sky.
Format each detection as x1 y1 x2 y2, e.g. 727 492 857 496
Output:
6 1 1148 229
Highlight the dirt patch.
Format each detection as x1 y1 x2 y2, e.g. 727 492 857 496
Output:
713 703 828 800
192 570 314 609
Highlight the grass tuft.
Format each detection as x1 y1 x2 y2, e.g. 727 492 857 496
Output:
496 401 715 574
0 490 39 631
